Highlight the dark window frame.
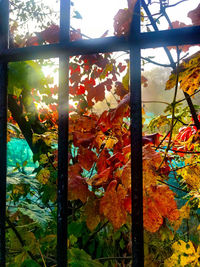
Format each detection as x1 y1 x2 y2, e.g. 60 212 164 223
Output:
0 0 200 266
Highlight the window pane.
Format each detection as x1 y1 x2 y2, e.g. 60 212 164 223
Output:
70 0 127 39
68 51 133 266
141 0 200 32
6 58 59 265
9 0 60 47
142 44 200 266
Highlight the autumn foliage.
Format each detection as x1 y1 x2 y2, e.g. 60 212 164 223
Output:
6 0 200 266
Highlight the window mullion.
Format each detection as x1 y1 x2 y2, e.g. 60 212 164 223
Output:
57 0 70 266
130 1 144 266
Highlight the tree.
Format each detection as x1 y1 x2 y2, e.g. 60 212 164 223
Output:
5 0 200 266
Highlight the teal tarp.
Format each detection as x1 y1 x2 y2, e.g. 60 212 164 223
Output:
7 138 35 168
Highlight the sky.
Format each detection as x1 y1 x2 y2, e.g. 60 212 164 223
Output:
36 0 200 112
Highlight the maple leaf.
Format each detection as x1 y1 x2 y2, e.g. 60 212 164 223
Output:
73 132 96 148
39 24 60 44
68 163 82 176
70 29 82 41
115 82 127 99
83 196 101 231
87 83 105 106
87 167 111 187
100 180 127 229
188 3 200 26
143 144 163 188
143 194 163 233
142 133 161 146
144 185 179 232
106 152 125 169
78 148 97 171
113 0 137 36
148 185 179 221
178 164 200 190
104 136 118 149
69 114 98 133
110 93 130 124
166 51 200 95
97 149 110 173
121 160 131 189
68 174 92 203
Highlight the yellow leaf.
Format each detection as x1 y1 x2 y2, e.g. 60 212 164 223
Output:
172 202 190 231
122 63 129 91
105 137 118 149
164 240 200 267
178 165 200 190
84 196 100 231
100 63 113 80
37 168 50 184
165 51 200 95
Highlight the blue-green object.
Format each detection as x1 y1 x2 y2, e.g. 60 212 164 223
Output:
7 138 36 168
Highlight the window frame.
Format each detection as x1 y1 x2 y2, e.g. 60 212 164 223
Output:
0 0 200 266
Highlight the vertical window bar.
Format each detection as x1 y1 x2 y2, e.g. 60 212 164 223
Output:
129 1 144 266
0 1 9 266
57 0 70 266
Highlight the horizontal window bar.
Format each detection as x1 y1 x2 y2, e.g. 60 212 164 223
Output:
0 26 199 62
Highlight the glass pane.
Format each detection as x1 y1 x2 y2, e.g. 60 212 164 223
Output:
68 51 133 266
141 0 200 32
6 58 59 265
9 0 60 47
70 0 127 39
142 44 200 265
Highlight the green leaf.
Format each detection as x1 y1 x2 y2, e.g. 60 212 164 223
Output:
21 259 40 267
7 122 21 137
18 202 52 227
68 248 103 267
8 61 47 97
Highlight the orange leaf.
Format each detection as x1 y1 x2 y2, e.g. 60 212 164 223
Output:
147 185 179 221
100 180 127 229
68 174 91 203
110 93 130 123
87 167 111 187
78 148 97 171
143 194 163 233
143 144 163 188
143 185 179 232
97 149 110 173
121 160 131 189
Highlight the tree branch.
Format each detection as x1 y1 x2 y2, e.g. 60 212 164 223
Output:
6 217 40 264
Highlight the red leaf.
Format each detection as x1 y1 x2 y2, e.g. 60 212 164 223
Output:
78 148 97 171
68 174 91 203
142 133 161 146
88 167 111 187
39 24 60 44
188 4 200 26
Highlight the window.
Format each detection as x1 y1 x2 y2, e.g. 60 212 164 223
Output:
0 0 200 266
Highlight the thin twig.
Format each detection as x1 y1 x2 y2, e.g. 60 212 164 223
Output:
6 217 40 264
97 256 132 261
